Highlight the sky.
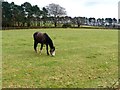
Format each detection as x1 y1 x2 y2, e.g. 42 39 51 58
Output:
5 0 119 19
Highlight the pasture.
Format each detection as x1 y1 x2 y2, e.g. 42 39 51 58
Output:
2 28 118 88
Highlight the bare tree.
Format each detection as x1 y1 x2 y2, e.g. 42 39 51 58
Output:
46 3 66 27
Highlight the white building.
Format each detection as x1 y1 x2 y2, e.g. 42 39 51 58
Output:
118 1 120 23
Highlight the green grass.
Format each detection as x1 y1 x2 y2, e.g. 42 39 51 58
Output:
2 28 118 88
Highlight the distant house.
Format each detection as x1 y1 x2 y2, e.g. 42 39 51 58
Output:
104 22 110 27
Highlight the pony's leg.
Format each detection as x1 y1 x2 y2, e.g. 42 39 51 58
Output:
46 44 49 55
40 44 43 54
34 41 38 53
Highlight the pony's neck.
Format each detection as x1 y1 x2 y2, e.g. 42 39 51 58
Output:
48 39 54 49
44 33 54 49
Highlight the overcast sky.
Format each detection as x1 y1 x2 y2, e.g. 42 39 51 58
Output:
5 0 119 19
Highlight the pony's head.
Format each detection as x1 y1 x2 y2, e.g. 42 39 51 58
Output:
50 46 55 56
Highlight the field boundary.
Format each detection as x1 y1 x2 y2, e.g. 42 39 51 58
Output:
1 26 119 30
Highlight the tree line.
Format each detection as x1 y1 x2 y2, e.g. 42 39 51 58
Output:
2 1 119 29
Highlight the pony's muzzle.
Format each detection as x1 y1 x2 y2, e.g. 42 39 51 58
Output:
51 51 55 56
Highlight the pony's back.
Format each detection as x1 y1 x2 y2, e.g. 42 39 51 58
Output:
33 32 47 43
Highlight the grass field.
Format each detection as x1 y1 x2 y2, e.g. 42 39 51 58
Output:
2 28 118 88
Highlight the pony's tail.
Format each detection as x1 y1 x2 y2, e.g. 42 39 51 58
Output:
33 32 38 40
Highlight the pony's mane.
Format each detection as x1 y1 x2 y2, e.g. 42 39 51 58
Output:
44 33 54 48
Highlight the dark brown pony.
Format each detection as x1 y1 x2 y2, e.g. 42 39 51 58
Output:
33 32 55 56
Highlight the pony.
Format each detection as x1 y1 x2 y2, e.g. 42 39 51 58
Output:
33 32 55 56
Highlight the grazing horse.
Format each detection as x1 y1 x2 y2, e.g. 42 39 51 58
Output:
33 32 55 56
